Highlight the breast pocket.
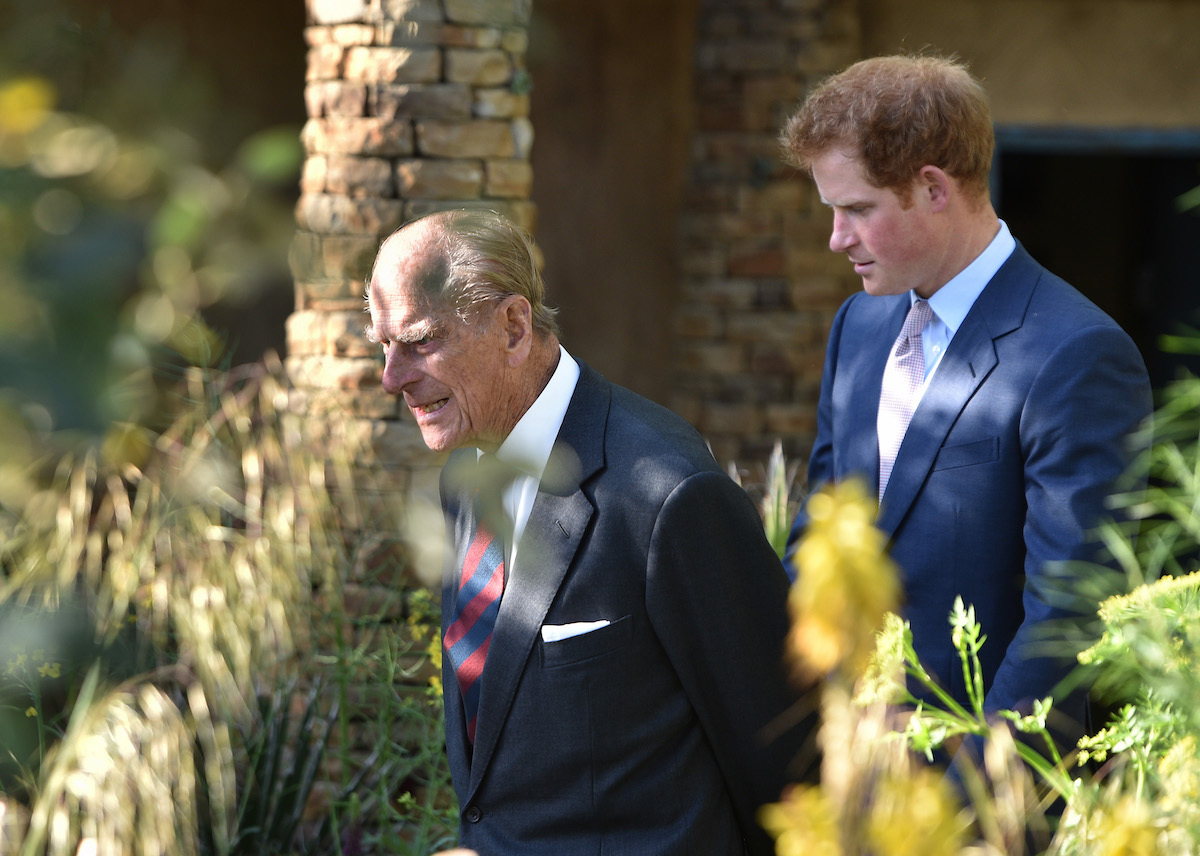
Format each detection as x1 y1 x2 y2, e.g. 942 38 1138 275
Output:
540 614 633 669
933 437 999 471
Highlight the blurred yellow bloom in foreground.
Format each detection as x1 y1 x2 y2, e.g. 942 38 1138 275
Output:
1088 795 1160 856
759 785 840 856
0 76 54 135
865 767 966 856
787 480 900 680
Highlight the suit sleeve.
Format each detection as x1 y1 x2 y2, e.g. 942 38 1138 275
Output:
646 470 815 855
986 321 1150 734
784 296 854 574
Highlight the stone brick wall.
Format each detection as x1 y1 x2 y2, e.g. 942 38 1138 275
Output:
289 0 536 516
672 0 862 470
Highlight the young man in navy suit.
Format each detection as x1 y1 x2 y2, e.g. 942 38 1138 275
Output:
366 209 810 855
780 55 1151 760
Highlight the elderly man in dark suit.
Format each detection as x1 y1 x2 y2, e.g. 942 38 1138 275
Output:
781 54 1152 757
366 208 808 855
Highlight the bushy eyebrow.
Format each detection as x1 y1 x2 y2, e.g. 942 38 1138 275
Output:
363 318 440 346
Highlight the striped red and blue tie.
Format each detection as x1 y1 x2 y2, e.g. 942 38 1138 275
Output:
444 518 505 743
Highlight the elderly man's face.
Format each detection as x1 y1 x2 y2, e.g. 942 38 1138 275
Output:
367 238 517 453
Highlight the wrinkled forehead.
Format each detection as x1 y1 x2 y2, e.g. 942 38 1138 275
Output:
369 231 453 317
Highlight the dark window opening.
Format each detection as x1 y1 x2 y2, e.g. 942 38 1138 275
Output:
995 133 1200 389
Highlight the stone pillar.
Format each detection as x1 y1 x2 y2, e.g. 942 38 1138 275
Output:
288 0 535 583
673 0 861 469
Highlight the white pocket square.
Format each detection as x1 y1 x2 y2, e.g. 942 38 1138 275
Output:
541 620 611 643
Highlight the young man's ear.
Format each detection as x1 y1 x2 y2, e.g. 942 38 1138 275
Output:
918 164 952 212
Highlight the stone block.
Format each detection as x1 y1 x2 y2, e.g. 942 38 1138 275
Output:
764 402 815 438
511 116 534 158
322 234 384 281
380 0 444 23
285 354 380 393
330 23 376 45
303 387 398 421
302 117 415 157
395 159 484 199
415 119 515 158
304 26 333 46
445 48 512 86
289 231 325 280
441 25 503 49
499 28 528 54
678 341 745 374
285 310 326 357
306 44 345 82
296 194 406 235
301 156 328 194
324 155 395 197
377 20 441 45
372 83 472 120
344 46 440 84
473 88 529 118
444 0 529 27
327 310 376 357
308 0 368 26
484 159 532 198
702 401 765 435
673 306 722 339
295 277 366 309
728 242 786 277
506 199 537 233
305 81 367 118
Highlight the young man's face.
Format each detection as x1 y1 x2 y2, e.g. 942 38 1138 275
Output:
811 147 945 299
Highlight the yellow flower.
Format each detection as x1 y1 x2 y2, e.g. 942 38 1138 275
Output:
787 480 900 680
1158 736 1200 828
24 707 36 718
1087 794 1161 856
854 612 909 706
0 77 55 135
37 661 61 679
865 768 966 856
6 653 27 675
759 785 841 856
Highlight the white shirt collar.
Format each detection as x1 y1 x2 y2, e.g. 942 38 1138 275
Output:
923 219 1016 336
494 345 580 480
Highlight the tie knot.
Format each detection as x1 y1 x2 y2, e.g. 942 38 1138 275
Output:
903 299 933 338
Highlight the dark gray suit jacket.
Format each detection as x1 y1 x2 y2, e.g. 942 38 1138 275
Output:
441 362 809 855
787 243 1151 749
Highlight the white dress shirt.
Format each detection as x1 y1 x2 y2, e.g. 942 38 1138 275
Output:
914 219 1017 398
488 345 580 572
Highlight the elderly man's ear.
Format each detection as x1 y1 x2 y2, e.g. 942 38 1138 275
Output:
499 294 535 365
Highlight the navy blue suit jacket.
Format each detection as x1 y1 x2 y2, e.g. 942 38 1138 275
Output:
441 362 809 855
787 243 1151 746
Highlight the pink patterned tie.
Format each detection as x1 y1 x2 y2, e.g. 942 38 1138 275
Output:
877 298 933 500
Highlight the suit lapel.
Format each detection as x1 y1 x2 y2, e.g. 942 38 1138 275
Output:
464 363 609 797
875 245 1040 536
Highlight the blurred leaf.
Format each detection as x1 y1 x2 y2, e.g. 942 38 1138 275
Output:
236 126 303 184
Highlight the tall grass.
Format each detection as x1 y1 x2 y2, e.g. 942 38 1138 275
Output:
0 359 456 855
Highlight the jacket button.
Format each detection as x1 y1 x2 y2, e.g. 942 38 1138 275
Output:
464 805 482 823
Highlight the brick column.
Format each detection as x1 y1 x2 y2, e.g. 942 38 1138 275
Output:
288 0 535 514
673 0 861 469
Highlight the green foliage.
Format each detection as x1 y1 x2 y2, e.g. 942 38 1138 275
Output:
730 439 804 560
0 0 300 453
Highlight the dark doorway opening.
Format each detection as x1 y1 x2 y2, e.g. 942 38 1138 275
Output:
994 131 1200 389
